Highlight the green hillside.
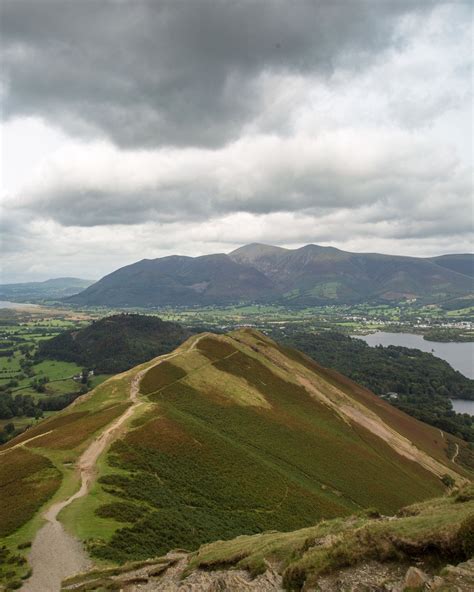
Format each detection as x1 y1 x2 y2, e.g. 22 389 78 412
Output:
58 330 467 565
0 278 93 303
275 330 474 442
429 254 474 278
1 329 470 590
37 313 192 374
230 244 474 306
68 253 277 307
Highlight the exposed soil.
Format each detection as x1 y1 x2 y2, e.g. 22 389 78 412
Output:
452 442 460 463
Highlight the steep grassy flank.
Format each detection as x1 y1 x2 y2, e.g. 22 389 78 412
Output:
0 448 61 537
270 339 474 475
276 331 474 443
73 330 464 565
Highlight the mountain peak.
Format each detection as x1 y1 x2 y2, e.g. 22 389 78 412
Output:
229 242 288 258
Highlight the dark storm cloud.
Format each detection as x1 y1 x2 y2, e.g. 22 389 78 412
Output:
1 0 438 148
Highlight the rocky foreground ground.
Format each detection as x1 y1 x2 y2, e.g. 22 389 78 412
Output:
62 553 474 591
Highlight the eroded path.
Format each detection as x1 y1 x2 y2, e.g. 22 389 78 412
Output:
452 443 460 464
20 361 156 592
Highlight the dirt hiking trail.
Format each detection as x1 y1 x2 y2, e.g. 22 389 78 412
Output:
19 354 169 592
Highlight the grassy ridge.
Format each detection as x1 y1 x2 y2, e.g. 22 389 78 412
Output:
274 331 474 442
1 328 468 590
78 330 450 564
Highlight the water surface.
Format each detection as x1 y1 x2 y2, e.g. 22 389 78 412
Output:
354 331 473 379
0 300 39 309
451 399 474 416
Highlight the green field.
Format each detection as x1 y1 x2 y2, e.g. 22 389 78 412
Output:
0 307 109 444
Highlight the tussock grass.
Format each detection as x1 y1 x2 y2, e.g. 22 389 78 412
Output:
190 488 474 591
63 488 474 592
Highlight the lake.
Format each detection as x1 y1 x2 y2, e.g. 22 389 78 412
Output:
353 331 474 379
451 399 474 416
0 300 39 309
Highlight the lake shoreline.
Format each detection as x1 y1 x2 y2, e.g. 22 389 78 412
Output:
353 331 474 380
351 328 473 344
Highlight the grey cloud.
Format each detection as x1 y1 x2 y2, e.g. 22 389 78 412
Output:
1 0 438 148
11 124 465 230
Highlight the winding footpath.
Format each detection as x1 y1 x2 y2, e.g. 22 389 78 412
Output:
451 443 460 464
20 365 150 592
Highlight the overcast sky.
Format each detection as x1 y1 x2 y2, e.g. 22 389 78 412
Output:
1 0 472 282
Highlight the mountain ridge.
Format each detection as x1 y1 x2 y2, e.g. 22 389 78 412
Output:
0 277 94 302
68 243 474 307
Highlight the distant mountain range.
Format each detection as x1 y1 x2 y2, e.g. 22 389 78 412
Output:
0 277 94 303
67 244 473 307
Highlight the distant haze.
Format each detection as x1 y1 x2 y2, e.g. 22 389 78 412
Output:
1 1 472 282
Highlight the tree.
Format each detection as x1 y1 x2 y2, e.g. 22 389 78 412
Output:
441 474 455 488
4 422 15 435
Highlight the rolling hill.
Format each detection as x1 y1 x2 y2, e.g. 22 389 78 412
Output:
37 313 192 374
0 277 93 303
67 244 473 307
